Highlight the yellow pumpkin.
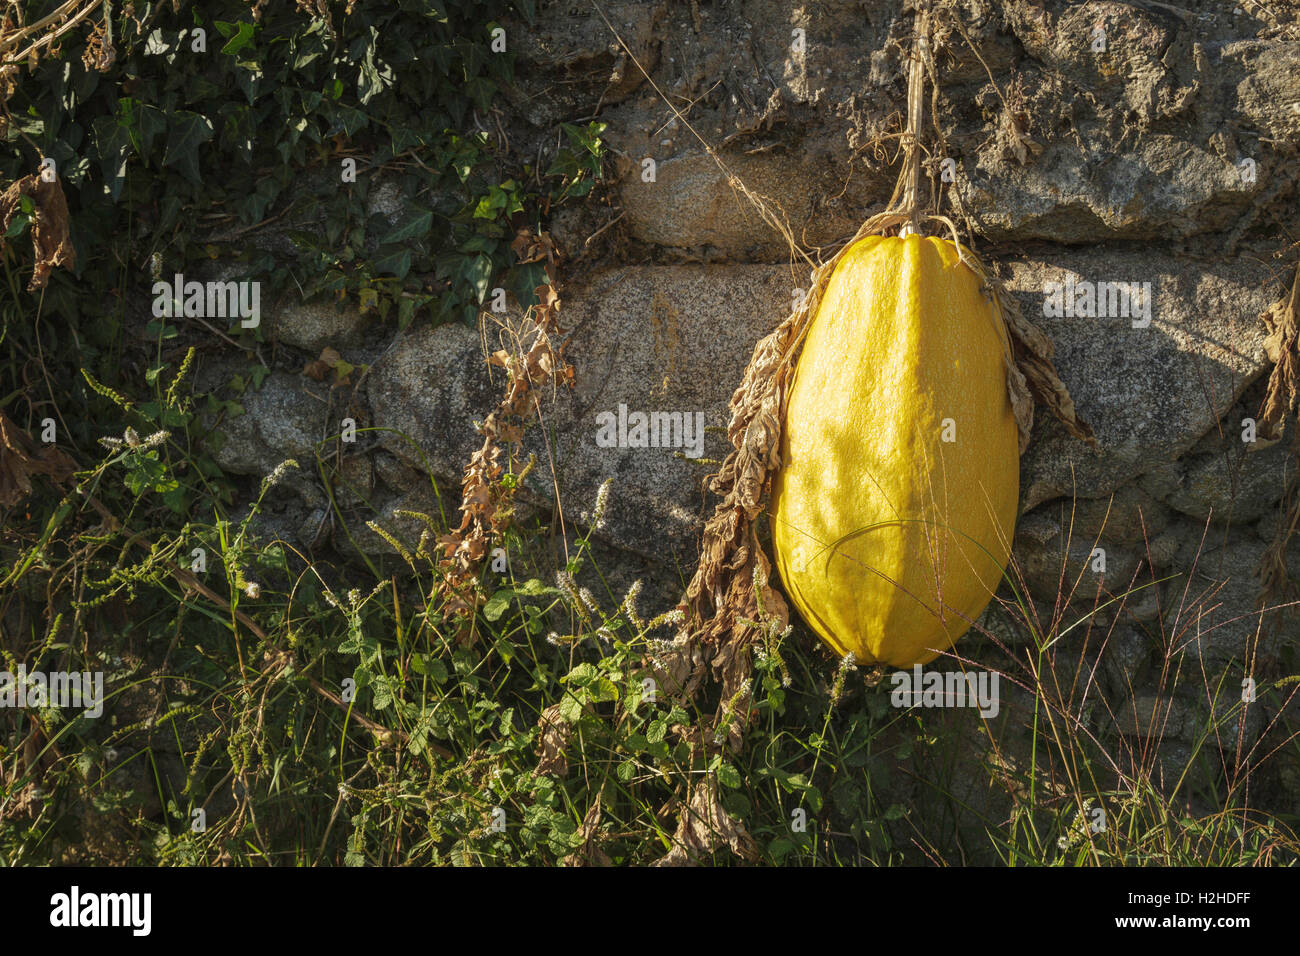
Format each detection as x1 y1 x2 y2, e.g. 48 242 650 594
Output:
770 234 1019 668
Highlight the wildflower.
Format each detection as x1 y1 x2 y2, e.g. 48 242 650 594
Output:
582 478 613 531
555 570 577 598
830 652 858 706
622 579 645 631
262 459 299 493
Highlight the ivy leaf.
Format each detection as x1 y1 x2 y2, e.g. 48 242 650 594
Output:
462 254 492 304
331 105 368 137
161 111 214 183
144 28 179 56
371 245 412 280
136 105 168 157
379 207 433 245
216 20 257 56
357 29 394 105
91 116 132 201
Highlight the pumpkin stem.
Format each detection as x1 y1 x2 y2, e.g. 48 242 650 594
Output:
897 0 931 236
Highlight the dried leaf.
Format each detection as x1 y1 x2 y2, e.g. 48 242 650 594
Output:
652 774 759 866
973 255 1097 452
1256 263 1300 607
535 703 571 776
1258 264 1300 444
0 408 77 507
0 174 75 290
562 794 612 867
430 284 574 637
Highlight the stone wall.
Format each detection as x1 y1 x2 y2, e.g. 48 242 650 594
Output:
197 0 1300 816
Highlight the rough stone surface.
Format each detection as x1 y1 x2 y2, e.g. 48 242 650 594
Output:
366 264 797 563
1167 535 1282 666
1006 246 1275 511
197 358 323 482
1114 692 1198 739
264 297 377 354
518 1 1300 261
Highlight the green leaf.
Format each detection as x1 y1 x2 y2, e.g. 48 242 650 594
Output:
218 20 257 56
379 208 433 245
514 578 554 596
463 254 492 304
563 663 600 687
482 590 512 622
767 836 795 862
161 111 215 183
646 717 667 745
473 186 508 220
136 105 168 156
90 115 132 201
586 677 618 704
3 211 30 238
371 245 412 280
558 694 583 724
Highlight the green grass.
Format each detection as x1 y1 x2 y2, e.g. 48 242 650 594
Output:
4 361 1300 864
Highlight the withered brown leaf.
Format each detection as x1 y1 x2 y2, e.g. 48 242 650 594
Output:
0 408 77 507
0 174 75 290
534 703 572 777
652 775 759 866
1258 263 1300 444
563 793 612 867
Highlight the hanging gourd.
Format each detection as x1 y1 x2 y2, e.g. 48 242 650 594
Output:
676 0 1095 683
770 233 1020 667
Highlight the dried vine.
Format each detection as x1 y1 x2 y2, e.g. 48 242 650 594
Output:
434 229 573 637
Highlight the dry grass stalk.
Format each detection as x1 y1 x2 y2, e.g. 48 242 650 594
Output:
1256 263 1300 607
434 230 573 638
